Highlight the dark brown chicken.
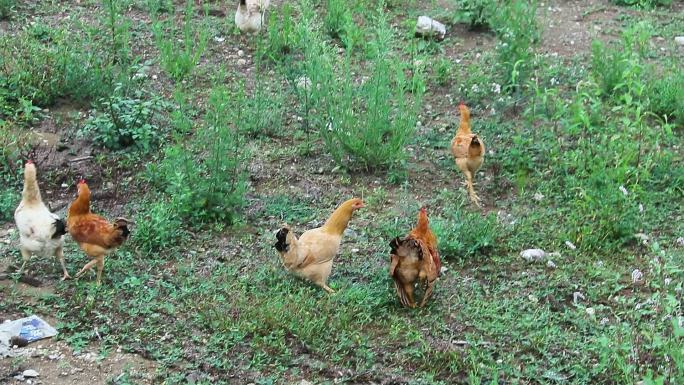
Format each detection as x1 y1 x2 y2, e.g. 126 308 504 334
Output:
389 235 439 308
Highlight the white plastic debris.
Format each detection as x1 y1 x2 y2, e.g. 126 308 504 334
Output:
677 237 684 247
564 240 577 250
0 315 58 358
585 307 595 316
632 269 644 284
675 36 684 45
665 278 672 286
573 291 585 304
533 192 545 202
520 249 546 262
546 260 557 269
415 16 446 40
22 370 39 378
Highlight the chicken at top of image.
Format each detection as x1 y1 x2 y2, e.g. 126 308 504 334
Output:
451 102 485 206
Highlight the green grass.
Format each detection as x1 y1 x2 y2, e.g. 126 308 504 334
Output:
1 0 683 384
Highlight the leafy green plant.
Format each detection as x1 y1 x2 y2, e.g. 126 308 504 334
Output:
323 11 423 171
432 210 499 259
132 198 185 254
453 0 496 30
149 85 248 224
259 3 295 63
81 86 162 152
152 2 209 81
647 68 684 128
491 0 540 92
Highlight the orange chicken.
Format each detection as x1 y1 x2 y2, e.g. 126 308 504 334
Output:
274 198 365 293
407 207 441 273
451 102 485 206
67 180 131 285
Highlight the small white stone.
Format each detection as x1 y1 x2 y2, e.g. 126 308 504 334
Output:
546 260 556 269
214 36 225 43
237 50 244 57
61 183 68 188
23 370 39 378
676 237 684 247
415 16 446 40
585 307 595 316
675 36 684 45
520 249 546 262
564 240 576 250
237 58 247 66
533 192 544 202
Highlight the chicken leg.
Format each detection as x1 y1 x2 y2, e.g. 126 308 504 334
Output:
55 246 70 281
462 170 481 206
18 247 31 275
75 255 105 285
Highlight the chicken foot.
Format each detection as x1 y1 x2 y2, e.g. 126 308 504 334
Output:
462 171 481 206
75 255 105 286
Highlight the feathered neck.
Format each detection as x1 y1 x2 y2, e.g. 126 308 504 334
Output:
69 183 91 216
321 198 357 235
22 163 42 204
415 208 429 234
457 104 471 135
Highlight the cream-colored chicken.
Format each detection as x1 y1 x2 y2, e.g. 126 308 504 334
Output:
14 161 69 280
235 0 270 33
274 198 365 293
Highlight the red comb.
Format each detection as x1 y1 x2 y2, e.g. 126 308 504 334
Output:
459 101 465 106
26 160 34 165
78 179 86 185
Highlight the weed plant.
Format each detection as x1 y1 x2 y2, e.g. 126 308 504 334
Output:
152 1 209 82
492 0 540 93
323 11 424 171
452 0 496 30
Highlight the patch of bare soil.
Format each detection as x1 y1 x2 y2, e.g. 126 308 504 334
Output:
540 0 620 57
1 339 156 385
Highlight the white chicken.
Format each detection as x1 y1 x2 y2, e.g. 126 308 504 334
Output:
235 0 270 33
14 161 69 280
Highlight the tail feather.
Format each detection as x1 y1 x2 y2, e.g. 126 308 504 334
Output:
274 227 290 252
113 218 131 239
52 218 67 239
22 163 42 204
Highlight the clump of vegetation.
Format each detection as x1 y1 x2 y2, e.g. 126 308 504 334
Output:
323 12 424 171
152 2 209 82
432 210 499 259
647 68 684 128
132 197 185 253
453 0 497 30
148 85 248 224
259 3 295 63
612 0 672 7
81 87 163 152
492 0 541 92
